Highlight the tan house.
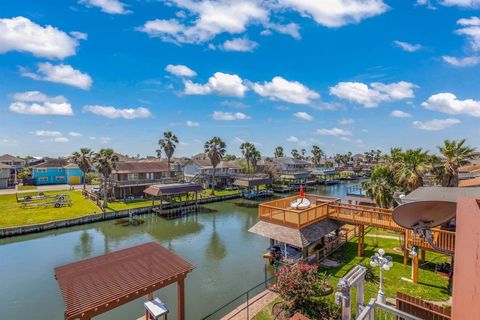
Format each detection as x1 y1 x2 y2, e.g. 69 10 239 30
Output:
111 160 180 198
183 159 242 188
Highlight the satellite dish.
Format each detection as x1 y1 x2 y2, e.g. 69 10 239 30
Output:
392 200 456 230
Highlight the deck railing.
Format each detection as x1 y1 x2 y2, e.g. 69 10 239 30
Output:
258 194 456 253
258 195 340 228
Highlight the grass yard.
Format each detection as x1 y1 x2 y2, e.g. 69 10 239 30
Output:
253 235 451 320
0 190 100 228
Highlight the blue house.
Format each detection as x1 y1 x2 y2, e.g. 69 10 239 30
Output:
32 159 84 185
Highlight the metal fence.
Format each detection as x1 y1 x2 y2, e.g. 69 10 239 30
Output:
200 270 277 320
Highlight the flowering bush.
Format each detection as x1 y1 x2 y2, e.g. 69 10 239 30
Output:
273 263 319 314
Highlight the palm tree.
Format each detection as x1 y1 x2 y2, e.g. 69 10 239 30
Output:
205 137 226 195
158 131 178 175
240 142 255 173
274 146 284 158
93 149 119 210
291 149 301 159
301 148 307 159
155 148 162 158
394 148 431 191
361 165 396 208
438 139 477 187
251 150 261 174
71 148 93 191
311 145 324 166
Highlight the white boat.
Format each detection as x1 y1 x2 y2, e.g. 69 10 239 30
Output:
290 197 311 210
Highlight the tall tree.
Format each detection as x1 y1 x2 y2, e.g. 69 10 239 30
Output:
291 149 301 159
223 154 237 161
158 131 178 174
240 142 255 173
93 149 118 210
251 149 261 174
438 139 476 187
311 145 324 166
301 148 307 158
205 137 226 195
71 148 93 191
274 146 284 158
394 148 431 191
361 165 397 208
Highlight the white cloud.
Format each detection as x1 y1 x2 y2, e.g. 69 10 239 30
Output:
412 118 460 131
286 136 299 142
165 64 197 77
442 0 480 8
391 110 412 118
138 0 268 44
186 120 199 127
233 137 262 146
0 17 78 59
455 17 480 51
70 31 88 40
21 62 92 90
99 136 112 144
54 137 69 143
277 0 388 28
252 76 320 104
393 40 422 52
315 127 352 137
69 131 83 137
338 118 354 125
9 91 74 116
222 37 258 52
421 92 480 117
442 55 480 67
263 22 301 39
212 111 250 120
80 0 131 14
330 81 416 108
184 72 248 97
293 111 313 121
83 105 152 119
34 130 62 137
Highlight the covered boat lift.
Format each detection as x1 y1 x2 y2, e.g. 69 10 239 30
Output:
144 182 202 209
54 242 194 320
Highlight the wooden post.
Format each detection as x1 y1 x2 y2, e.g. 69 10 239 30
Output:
403 249 409 265
178 277 185 320
420 249 425 263
412 254 419 284
358 225 364 257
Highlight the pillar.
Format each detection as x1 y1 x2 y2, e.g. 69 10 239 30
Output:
178 277 185 320
357 225 364 257
412 253 419 284
403 233 409 265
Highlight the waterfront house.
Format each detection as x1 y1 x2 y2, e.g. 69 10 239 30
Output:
0 154 26 186
183 159 242 188
0 163 11 189
110 159 179 199
272 157 311 181
32 158 84 185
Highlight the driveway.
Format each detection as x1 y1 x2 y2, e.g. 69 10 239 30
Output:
0 184 84 195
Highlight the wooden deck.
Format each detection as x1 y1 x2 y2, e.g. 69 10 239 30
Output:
258 195 456 253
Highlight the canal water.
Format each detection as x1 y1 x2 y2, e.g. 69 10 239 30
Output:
0 181 360 320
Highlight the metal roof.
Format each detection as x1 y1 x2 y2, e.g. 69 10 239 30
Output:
144 182 202 196
248 219 343 248
402 187 480 203
233 176 271 187
54 242 194 320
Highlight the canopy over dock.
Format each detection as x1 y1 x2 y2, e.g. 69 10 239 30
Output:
54 242 194 320
249 219 343 248
144 182 202 196
233 176 271 188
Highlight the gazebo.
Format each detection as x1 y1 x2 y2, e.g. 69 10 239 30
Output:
143 182 203 208
54 242 194 320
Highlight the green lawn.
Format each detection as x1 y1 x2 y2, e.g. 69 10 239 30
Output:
254 236 451 320
0 190 101 228
107 199 154 211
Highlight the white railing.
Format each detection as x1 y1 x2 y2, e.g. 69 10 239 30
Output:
356 299 421 320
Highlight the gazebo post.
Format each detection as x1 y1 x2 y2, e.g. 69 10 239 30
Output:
178 277 186 320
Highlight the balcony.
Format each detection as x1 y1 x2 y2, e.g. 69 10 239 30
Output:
113 178 180 187
258 194 340 228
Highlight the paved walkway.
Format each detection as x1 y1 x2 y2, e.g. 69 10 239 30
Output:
365 233 400 240
221 290 279 320
0 184 83 195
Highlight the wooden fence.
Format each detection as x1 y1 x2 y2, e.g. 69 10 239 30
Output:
396 292 451 320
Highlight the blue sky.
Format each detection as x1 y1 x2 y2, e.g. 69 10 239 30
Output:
1 0 480 158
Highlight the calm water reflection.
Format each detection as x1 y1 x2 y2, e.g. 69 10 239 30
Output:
0 181 359 320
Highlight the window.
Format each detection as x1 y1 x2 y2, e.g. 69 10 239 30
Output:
127 173 137 181
39 177 48 182
58 168 63 172
37 168 47 173
146 173 154 180
56 176 65 181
